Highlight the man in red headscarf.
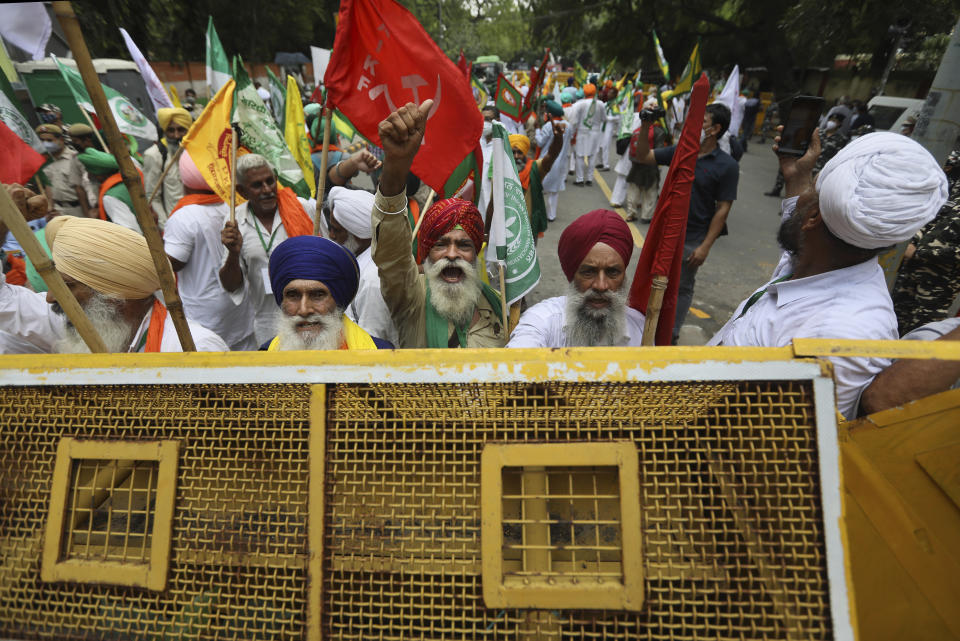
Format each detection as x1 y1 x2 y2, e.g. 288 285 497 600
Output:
371 101 507 349
508 209 646 347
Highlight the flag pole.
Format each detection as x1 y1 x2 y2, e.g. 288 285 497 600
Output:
497 262 509 338
411 190 436 242
229 123 238 224
146 145 184 206
0 187 107 353
640 274 668 345
53 0 197 352
313 103 333 236
76 105 107 150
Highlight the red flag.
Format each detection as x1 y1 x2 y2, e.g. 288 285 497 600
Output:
0 120 45 184
627 72 710 346
456 49 471 80
324 0 481 194
522 48 550 118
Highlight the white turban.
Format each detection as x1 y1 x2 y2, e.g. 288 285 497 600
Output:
815 132 948 249
328 187 374 240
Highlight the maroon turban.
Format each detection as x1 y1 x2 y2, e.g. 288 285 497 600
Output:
557 209 634 281
416 198 484 264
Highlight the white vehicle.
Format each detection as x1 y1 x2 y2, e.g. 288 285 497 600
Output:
866 95 924 132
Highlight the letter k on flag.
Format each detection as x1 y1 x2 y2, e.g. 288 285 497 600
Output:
324 0 481 194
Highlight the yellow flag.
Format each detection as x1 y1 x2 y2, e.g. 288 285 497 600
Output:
168 84 182 108
284 76 316 198
181 79 236 202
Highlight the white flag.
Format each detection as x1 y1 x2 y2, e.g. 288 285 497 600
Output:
716 64 744 137
0 3 51 61
310 47 330 88
119 28 173 117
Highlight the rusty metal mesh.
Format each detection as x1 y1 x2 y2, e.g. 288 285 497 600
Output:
324 381 833 640
0 384 311 641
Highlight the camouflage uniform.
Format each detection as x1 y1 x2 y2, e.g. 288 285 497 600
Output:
812 131 849 176
892 198 960 335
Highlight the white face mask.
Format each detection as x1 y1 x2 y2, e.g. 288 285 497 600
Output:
482 121 493 140
42 140 60 153
824 120 838 132
700 128 709 144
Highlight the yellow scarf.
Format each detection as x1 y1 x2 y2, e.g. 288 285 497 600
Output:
267 316 377 351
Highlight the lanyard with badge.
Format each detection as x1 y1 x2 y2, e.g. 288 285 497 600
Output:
252 216 280 295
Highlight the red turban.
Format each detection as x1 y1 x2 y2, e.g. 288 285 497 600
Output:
557 209 634 281
416 198 484 264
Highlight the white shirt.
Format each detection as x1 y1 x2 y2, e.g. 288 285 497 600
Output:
346 247 398 347
507 295 647 348
535 119 573 193
569 97 606 156
0 272 227 353
164 201 256 350
708 198 897 419
103 195 141 234
222 198 318 345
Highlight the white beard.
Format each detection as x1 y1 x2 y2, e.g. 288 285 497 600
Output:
273 307 344 351
424 256 481 328
55 292 136 353
341 233 363 257
562 281 628 347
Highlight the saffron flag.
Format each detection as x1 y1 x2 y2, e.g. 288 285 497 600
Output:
471 75 488 111
483 122 540 305
628 73 710 345
662 40 701 102
284 75 316 198
0 120 45 184
232 57 310 198
205 17 231 97
652 30 670 81
324 0 482 194
52 55 157 142
495 74 522 122
181 79 236 202
119 28 173 116
168 85 182 108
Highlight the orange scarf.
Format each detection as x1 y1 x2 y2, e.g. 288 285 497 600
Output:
97 169 144 221
276 187 314 238
169 193 224 217
409 199 421 225
518 159 534 191
144 299 167 352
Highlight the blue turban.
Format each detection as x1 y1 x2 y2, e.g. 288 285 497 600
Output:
268 236 360 309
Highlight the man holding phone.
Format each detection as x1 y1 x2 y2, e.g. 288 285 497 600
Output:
632 102 739 343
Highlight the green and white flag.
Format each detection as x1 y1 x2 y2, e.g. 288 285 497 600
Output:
652 30 670 81
265 67 286 128
232 57 309 198
52 55 156 141
205 17 231 97
0 69 42 151
484 122 540 305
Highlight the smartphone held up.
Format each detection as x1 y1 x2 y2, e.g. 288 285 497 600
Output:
777 96 826 156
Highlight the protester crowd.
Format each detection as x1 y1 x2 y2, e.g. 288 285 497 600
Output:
1 42 959 421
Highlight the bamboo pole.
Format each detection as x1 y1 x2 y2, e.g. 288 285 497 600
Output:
0 188 107 353
53 1 196 352
76 106 107 150
145 145 184 206
410 189 436 241
229 124 238 224
313 106 333 235
641 274 668 346
497 262 509 339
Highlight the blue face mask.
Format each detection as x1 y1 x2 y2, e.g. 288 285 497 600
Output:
40 112 57 124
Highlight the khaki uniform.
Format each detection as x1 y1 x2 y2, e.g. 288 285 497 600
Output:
42 147 84 218
143 142 183 227
371 189 506 349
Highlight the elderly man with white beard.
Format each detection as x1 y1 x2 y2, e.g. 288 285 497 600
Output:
263 235 392 351
371 100 507 349
508 209 646 348
0 189 226 353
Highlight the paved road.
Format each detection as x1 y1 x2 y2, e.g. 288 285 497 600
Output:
528 140 786 343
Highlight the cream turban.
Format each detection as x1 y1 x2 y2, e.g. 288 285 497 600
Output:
45 217 161 299
815 132 948 249
157 107 192 132
328 187 374 240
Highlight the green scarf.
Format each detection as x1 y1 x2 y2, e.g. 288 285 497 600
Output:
425 280 503 348
528 162 548 236
106 182 135 213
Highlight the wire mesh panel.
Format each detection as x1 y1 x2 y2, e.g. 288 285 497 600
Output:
0 384 311 641
324 380 834 640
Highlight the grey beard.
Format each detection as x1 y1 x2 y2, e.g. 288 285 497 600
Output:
273 307 344 351
54 292 136 353
563 281 628 347
341 233 363 257
424 256 482 328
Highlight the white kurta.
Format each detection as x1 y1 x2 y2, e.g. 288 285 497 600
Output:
708 196 897 419
507 295 646 348
222 198 319 345
534 120 573 193
346 247 398 347
569 97 606 157
164 202 257 350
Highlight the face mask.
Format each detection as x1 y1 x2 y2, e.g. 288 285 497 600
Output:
165 136 181 147
39 113 57 124
824 121 838 132
700 128 709 143
42 141 60 153
482 121 493 140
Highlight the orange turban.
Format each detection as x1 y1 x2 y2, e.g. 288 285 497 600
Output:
583 83 597 97
509 134 531 156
